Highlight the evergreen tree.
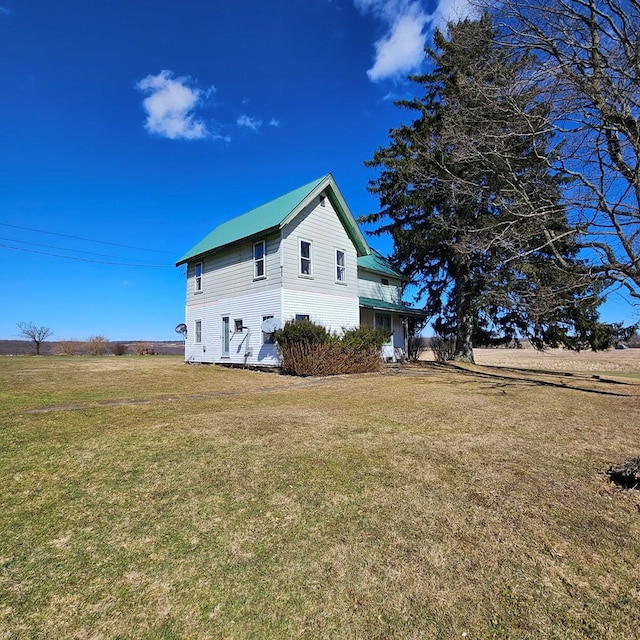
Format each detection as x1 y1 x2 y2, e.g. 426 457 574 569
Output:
364 14 609 362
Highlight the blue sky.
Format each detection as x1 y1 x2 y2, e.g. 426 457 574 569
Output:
1 0 636 341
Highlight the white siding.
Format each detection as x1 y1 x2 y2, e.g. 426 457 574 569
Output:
282 289 360 334
357 270 403 304
185 232 281 309
184 289 282 366
281 195 359 297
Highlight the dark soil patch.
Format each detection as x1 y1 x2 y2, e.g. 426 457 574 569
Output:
606 457 640 490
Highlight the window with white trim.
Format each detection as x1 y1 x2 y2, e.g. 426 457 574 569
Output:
253 240 265 279
295 314 310 322
299 239 312 277
194 320 202 343
335 249 346 283
194 262 203 292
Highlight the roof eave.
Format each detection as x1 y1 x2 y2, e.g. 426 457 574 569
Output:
359 298 427 317
280 174 370 256
175 224 281 266
358 265 407 281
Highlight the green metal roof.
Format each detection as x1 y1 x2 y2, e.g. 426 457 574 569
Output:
176 174 369 265
357 249 404 279
359 297 426 317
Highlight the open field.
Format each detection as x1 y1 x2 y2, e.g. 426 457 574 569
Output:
430 347 640 376
1 354 639 639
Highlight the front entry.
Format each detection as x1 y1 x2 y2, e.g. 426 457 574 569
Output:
375 313 394 361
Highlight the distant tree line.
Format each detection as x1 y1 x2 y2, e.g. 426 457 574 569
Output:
12 322 181 356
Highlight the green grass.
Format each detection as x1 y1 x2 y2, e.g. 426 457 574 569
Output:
1 356 639 639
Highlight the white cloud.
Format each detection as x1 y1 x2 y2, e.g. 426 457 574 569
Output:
0 6 10 16
354 0 476 81
237 115 262 131
354 1 428 81
367 5 428 81
268 118 280 127
136 70 212 140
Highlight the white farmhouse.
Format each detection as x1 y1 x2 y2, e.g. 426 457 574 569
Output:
176 174 425 366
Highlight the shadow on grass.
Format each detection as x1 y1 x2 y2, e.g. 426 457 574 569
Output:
403 361 638 397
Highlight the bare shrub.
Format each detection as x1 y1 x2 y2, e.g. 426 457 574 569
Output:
407 335 427 361
112 342 127 356
132 342 156 355
55 340 83 356
87 335 110 356
431 333 456 362
278 342 382 376
274 321 387 376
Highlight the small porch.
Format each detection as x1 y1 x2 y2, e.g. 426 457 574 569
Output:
359 297 426 363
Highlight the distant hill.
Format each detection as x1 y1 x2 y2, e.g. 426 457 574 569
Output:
0 340 185 356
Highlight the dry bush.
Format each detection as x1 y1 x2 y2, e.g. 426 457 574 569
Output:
54 340 83 356
132 342 156 355
274 320 387 376
278 343 382 376
407 335 427 361
112 342 127 356
431 333 456 362
86 335 110 356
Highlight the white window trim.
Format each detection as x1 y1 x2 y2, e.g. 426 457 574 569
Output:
194 262 203 293
253 240 266 280
299 239 313 278
194 320 202 344
335 248 346 284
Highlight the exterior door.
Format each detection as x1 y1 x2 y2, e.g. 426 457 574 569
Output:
221 316 230 356
375 313 394 360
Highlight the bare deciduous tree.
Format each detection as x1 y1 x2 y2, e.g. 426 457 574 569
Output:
485 0 640 300
17 321 54 355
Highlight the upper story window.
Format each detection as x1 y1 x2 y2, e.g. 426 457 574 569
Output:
194 262 203 292
336 249 346 283
299 239 312 277
253 241 265 279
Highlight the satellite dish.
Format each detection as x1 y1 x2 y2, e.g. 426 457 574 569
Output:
175 323 187 338
260 317 281 334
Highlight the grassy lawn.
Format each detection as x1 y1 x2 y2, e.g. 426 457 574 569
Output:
1 355 639 639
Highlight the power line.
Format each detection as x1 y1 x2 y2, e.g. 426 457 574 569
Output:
0 236 172 265
0 243 174 268
0 222 176 255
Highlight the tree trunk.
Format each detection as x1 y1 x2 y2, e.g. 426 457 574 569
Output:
452 273 476 363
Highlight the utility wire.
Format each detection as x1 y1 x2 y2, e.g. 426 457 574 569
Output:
0 236 172 265
0 243 174 268
0 222 176 255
